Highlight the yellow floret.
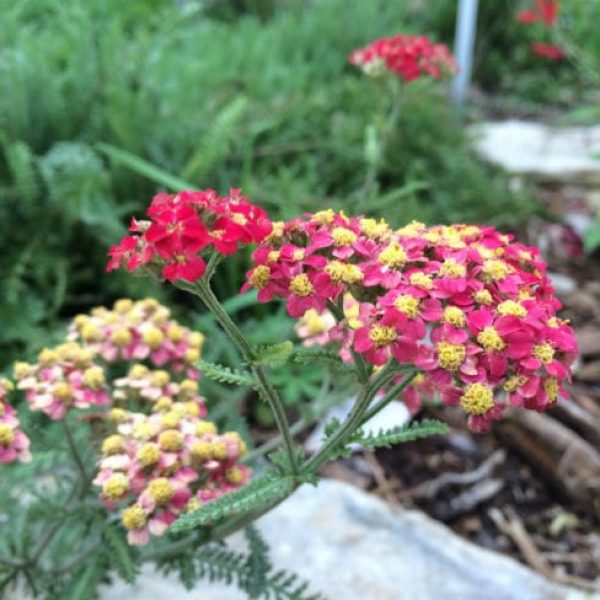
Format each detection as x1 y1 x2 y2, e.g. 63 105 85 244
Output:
122 505 147 530
460 383 494 415
129 364 149 379
225 467 244 485
331 227 357 246
250 265 271 289
110 328 132 347
102 434 125 456
196 421 218 436
312 209 336 225
108 408 128 423
103 473 130 500
161 411 181 430
533 343 555 365
137 443 161 467
179 379 199 397
378 243 407 269
166 323 184 342
342 264 364 284
360 218 389 239
185 348 200 363
38 348 59 366
114 299 134 314
0 424 14 447
151 370 170 387
210 441 228 461
83 366 105 390
191 441 212 462
142 327 165 350
158 430 183 452
53 382 74 404
474 290 493 305
153 396 173 412
325 261 346 283
369 325 396 348
544 378 559 402
81 323 102 342
477 327 506 352
482 259 512 282
497 301 526 317
13 362 33 380
409 273 433 290
189 332 204 349
436 342 466 371
133 422 155 441
443 306 465 327
289 274 313 297
395 295 421 319
439 258 466 278
147 478 174 505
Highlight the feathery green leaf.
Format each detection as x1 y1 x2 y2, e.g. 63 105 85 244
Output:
198 360 259 390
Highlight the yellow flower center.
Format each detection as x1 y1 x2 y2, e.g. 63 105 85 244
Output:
196 420 218 436
13 362 33 380
159 430 183 452
460 383 494 415
439 258 466 278
102 435 125 456
152 370 170 387
185 348 200 363
137 443 161 467
477 327 506 351
443 306 466 327
179 379 199 397
394 295 421 319
409 273 433 290
130 364 149 379
497 301 526 317
83 366 105 390
53 382 73 404
153 396 173 412
38 348 59 366
267 250 280 262
250 265 271 289
546 317 560 328
133 422 155 441
378 243 407 269
325 261 346 283
0 424 14 447
103 474 130 500
191 441 212 462
293 249 305 261
360 218 389 239
331 227 357 246
474 290 493 305
210 441 228 460
114 298 134 314
225 467 244 485
122 505 147 530
161 411 182 430
482 259 512 281
110 328 132 347
300 310 328 335
166 323 184 342
436 342 466 370
544 378 559 402
503 375 527 392
369 325 397 348
147 478 174 505
231 213 247 226
533 343 554 365
312 209 335 224
142 327 164 350
189 332 204 349
343 264 364 284
108 408 127 423
289 274 313 297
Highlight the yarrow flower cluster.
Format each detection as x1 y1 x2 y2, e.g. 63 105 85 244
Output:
14 342 111 420
349 34 457 81
0 379 31 464
94 374 248 545
244 211 577 431
67 298 203 379
107 189 273 282
517 0 565 61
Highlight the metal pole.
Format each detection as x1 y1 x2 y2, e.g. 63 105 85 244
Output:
451 0 479 109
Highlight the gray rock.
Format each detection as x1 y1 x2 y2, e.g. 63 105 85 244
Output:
101 480 596 600
470 120 600 185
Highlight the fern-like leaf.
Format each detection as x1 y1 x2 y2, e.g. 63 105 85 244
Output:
198 360 258 390
100 522 139 584
171 474 295 533
357 419 449 450
250 341 294 367
292 348 355 373
244 525 272 598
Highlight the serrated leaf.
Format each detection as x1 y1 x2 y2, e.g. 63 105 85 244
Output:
357 419 449 450
244 525 271 598
250 341 294 367
198 360 258 390
292 348 355 373
100 522 138 583
171 475 295 533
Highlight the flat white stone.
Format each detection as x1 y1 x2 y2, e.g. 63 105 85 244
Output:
101 480 596 600
470 120 600 184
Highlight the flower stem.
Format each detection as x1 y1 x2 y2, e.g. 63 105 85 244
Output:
193 279 299 475
63 419 89 496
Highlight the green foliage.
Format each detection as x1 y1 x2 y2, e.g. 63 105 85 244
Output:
292 348 356 374
171 473 296 533
244 525 272 598
100 522 140 584
251 341 295 367
159 542 325 599
198 359 259 390
322 418 449 461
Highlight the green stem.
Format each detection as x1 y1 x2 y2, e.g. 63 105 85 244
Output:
63 420 89 496
192 279 299 475
358 369 418 426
